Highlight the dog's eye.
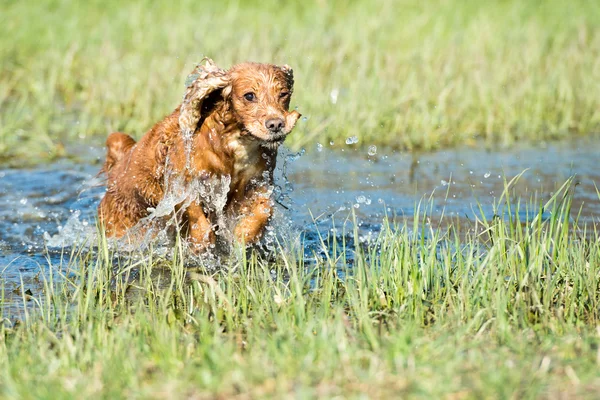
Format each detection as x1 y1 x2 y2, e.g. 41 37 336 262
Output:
279 92 289 99
244 92 256 101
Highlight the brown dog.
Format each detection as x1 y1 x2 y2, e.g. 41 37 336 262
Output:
98 59 301 252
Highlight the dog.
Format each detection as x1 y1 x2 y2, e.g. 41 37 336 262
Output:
98 59 301 252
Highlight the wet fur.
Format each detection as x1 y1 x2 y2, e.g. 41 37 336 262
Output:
98 60 301 251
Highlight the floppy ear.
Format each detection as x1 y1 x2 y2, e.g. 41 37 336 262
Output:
179 58 230 138
278 64 295 90
101 132 136 174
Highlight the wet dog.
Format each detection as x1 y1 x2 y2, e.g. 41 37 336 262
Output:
98 59 301 252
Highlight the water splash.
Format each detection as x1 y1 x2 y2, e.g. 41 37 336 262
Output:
32 144 308 267
329 88 339 104
118 172 234 258
345 136 359 145
43 210 96 248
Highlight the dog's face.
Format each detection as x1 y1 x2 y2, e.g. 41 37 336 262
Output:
226 63 301 146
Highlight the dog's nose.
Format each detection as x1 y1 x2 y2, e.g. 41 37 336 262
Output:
265 118 284 132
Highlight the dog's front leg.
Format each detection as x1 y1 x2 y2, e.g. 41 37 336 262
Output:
233 187 273 245
184 202 215 252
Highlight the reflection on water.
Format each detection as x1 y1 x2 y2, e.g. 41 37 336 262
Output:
1 139 600 312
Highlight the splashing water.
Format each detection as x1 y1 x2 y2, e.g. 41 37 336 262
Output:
329 88 339 104
38 147 306 265
345 136 359 145
274 148 305 210
115 172 236 260
43 210 96 248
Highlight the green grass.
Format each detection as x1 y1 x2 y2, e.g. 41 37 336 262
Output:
3 1 600 397
2 179 600 398
2 0 600 165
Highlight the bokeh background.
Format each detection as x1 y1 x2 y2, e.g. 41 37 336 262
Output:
2 0 600 164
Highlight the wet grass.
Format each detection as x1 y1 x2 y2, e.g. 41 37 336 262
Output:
2 0 600 165
2 179 600 398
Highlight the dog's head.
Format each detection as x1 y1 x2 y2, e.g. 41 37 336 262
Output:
180 59 301 148
224 62 301 146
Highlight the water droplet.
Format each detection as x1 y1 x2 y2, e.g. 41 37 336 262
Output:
484 172 491 178
345 136 358 145
329 88 339 104
367 145 377 156
441 180 449 186
19 198 28 205
329 141 334 146
356 195 366 203
316 143 323 152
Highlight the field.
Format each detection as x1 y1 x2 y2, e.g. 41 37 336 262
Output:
2 0 600 164
3 0 600 398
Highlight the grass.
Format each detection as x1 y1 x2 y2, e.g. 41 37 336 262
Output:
2 178 600 398
2 0 600 165
3 0 600 397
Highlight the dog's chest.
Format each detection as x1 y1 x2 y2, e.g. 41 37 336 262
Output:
228 138 266 188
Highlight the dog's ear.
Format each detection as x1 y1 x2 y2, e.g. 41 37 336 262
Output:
101 132 136 174
277 64 295 89
179 58 230 137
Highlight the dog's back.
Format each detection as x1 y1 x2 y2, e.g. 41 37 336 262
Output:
98 132 141 236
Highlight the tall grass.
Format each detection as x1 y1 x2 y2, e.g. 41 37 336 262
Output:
2 0 600 164
2 178 600 397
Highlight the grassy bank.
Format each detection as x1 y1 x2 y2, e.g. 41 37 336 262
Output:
2 0 600 164
2 180 600 398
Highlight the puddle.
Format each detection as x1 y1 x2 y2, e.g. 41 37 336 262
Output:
2 139 600 313
293 140 600 226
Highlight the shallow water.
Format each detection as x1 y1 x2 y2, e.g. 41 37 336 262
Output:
2 138 600 312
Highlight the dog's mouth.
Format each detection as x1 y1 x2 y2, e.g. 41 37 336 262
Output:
243 128 288 146
259 133 287 150
265 132 287 143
